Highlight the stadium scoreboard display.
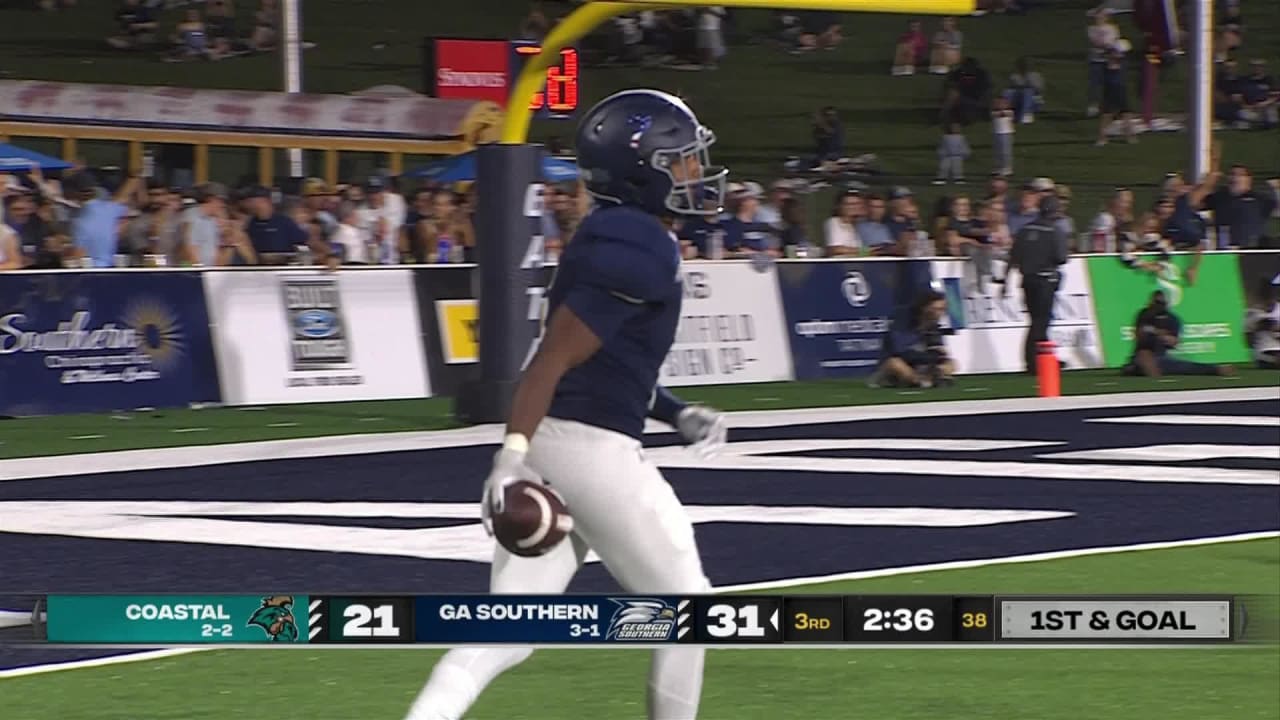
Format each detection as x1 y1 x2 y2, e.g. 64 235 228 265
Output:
424 38 579 118
1 594 1259 646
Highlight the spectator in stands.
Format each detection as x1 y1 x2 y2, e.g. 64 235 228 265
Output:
722 186 780 257
942 57 991 126
1209 165 1278 249
248 0 279 51
990 97 1015 177
0 213 19 269
403 188 434 263
696 6 726 69
216 205 258 266
1217 0 1244 62
887 186 922 255
302 178 338 239
72 173 142 267
978 196 1012 255
204 0 237 59
1239 59 1278 129
1085 8 1121 117
518 1 552 41
1088 187 1135 253
892 20 928 76
1214 59 1246 126
180 182 226 267
1244 277 1280 368
422 189 472 263
812 106 844 166
1123 290 1235 377
778 196 811 255
359 177 403 264
929 16 962 75
168 8 209 61
934 121 970 185
795 11 842 53
856 193 895 254
945 195 996 286
987 174 1010 208
1097 43 1136 146
123 182 182 263
4 191 51 264
108 0 160 50
329 200 371 265
244 185 306 264
1053 185 1076 249
869 289 955 388
824 191 862 256
754 181 788 231
1005 56 1044 123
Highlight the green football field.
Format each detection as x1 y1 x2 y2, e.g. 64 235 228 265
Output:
2 539 1278 720
1 372 1278 718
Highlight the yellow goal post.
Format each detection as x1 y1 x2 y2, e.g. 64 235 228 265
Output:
500 0 976 143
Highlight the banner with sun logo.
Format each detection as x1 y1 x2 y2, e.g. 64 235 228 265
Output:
0 272 220 416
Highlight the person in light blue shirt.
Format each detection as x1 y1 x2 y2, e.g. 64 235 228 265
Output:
72 175 142 267
855 193 895 251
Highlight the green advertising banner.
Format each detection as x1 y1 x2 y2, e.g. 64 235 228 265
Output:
1087 253 1249 366
46 594 310 644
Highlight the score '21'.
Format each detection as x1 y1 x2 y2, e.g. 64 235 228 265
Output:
516 46 580 114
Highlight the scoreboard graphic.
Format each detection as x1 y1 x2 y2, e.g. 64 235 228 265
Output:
1 594 1265 647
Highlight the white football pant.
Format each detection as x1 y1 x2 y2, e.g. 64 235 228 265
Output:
405 417 712 720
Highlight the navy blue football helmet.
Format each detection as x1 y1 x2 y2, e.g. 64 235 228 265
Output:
574 89 727 216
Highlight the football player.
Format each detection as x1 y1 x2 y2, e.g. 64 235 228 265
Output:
404 89 729 720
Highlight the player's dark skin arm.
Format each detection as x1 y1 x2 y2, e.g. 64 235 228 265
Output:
506 304 603 442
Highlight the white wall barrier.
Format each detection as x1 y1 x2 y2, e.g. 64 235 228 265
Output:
203 269 430 405
931 257 1103 374
659 261 795 387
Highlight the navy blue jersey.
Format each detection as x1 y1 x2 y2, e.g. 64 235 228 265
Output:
1165 194 1206 249
677 216 724 258
721 217 776 253
545 205 682 439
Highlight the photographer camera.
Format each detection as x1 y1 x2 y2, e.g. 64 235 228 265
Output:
1123 290 1235 378
869 289 956 388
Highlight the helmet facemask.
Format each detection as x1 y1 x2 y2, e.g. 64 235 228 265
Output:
651 125 728 216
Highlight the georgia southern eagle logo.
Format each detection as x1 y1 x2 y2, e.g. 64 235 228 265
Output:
247 595 298 642
606 598 677 641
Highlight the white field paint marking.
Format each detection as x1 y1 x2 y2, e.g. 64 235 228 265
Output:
0 501 1072 565
1 530 1275 678
356 417 384 422
1 387 1274 481
67 435 105 441
1088 414 1280 428
267 422 299 428
170 428 208 434
1041 444 1280 462
647 439 1280 486
963 387 991 392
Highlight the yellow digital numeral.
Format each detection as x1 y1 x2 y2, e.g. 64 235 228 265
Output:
961 612 988 629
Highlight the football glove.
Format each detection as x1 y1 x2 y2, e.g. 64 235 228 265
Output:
480 437 529 537
676 405 727 458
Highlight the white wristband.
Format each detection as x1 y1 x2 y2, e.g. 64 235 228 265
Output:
502 433 529 454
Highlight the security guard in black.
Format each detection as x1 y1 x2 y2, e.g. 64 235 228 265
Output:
1004 195 1069 373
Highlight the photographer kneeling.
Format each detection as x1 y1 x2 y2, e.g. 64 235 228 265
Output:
870 289 956 388
1123 290 1235 378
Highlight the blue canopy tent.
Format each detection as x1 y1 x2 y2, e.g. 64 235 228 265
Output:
406 150 579 183
0 143 73 172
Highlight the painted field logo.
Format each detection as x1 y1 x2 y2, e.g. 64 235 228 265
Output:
247 595 298 642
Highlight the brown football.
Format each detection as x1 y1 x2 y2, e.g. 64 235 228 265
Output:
493 480 574 557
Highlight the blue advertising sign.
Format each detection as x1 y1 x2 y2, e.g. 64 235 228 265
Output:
776 260 932 379
0 272 220 416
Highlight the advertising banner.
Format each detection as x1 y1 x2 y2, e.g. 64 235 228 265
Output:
412 266 481 398
659 262 794 387
204 269 430 405
1087 253 1249 366
0 271 219 417
776 260 932 379
933 258 1103 374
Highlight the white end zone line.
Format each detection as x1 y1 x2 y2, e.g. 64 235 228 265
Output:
1 530 1275 680
2 387 1276 482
